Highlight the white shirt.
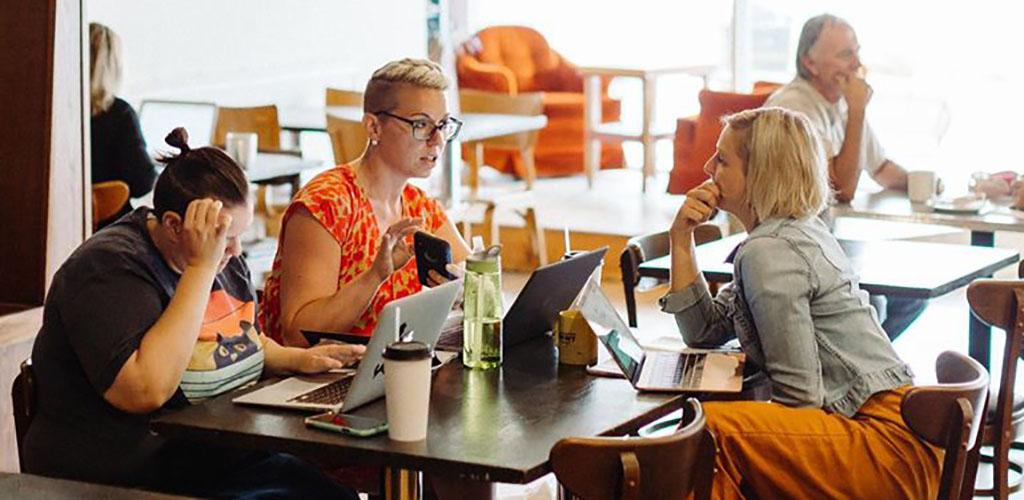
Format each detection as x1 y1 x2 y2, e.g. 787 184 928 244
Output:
765 77 886 174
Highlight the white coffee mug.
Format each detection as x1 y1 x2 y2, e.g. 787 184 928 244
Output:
225 132 258 170
908 170 939 203
383 341 432 441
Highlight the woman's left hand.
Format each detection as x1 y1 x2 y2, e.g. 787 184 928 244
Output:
294 343 366 374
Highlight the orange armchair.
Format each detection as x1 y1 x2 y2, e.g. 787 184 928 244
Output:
457 26 623 178
668 82 781 194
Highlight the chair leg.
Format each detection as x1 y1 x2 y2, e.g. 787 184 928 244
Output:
521 145 537 191
624 277 638 328
470 142 484 200
483 202 498 247
520 207 546 267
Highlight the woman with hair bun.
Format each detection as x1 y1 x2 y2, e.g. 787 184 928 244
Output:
24 128 363 499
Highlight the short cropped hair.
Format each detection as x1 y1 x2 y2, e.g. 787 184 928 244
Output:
89 23 123 116
722 107 830 220
363 58 450 113
795 14 850 80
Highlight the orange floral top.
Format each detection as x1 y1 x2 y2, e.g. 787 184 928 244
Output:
259 164 447 343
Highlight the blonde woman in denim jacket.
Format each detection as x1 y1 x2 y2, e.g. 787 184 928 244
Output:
662 107 940 499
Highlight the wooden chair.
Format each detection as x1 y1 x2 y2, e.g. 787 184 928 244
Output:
901 351 989 500
620 224 722 327
326 113 368 166
550 398 714 500
12 358 35 472
459 89 544 195
91 181 130 230
326 88 363 107
967 279 1024 498
213 105 282 151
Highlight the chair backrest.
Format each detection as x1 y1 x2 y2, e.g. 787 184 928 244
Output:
91 180 130 230
901 351 989 500
550 398 714 500
459 26 578 93
460 89 545 148
325 113 368 166
12 358 35 472
621 225 721 289
213 105 281 151
325 88 363 107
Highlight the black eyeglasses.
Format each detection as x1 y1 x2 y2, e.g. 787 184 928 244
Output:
374 111 463 142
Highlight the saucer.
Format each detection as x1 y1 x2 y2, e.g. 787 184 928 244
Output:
926 196 988 214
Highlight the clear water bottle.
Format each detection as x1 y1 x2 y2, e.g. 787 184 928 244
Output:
463 237 502 369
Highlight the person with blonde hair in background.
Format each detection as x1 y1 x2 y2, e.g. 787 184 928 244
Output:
662 107 939 499
89 22 157 228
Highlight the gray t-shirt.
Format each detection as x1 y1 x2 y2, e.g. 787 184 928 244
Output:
765 77 887 174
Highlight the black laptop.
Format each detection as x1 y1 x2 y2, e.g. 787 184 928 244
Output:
436 247 608 351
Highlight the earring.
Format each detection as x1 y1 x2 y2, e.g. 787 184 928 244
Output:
370 139 379 147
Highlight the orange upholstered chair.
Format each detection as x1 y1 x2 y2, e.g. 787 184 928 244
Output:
667 82 781 194
456 26 623 178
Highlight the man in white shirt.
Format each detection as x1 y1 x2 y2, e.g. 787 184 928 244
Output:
767 14 922 340
766 13 908 203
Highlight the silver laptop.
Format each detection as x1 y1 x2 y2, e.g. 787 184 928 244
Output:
233 280 461 412
578 280 744 393
138 100 217 157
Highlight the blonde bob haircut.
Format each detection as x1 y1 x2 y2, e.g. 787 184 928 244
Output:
363 58 450 113
89 23 123 116
722 107 831 221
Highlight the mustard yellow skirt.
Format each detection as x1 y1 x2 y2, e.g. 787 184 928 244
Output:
702 386 942 499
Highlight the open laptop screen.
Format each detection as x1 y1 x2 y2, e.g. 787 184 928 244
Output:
578 279 645 381
138 100 217 158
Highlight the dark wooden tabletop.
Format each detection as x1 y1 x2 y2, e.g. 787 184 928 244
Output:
152 336 682 484
0 473 197 499
639 234 1019 298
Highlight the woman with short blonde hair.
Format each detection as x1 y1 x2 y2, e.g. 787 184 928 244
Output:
260 57 470 347
663 107 939 498
88 22 157 228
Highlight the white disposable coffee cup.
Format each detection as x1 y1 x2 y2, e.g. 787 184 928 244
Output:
225 132 258 170
908 170 938 203
383 340 432 441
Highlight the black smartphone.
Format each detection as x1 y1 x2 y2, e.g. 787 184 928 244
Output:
305 412 388 437
414 231 455 285
300 330 371 346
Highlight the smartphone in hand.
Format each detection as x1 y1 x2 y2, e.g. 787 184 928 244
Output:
414 231 455 286
305 412 388 437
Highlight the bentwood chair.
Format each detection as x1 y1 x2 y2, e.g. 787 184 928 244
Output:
550 398 714 500
901 351 989 500
325 88 363 107
326 113 368 165
11 359 36 472
213 105 282 151
91 181 130 230
967 279 1024 498
620 223 722 327
459 89 545 195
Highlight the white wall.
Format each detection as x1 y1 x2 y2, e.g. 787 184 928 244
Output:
88 0 428 108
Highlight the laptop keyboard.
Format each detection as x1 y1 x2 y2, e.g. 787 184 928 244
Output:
289 375 354 405
652 353 705 388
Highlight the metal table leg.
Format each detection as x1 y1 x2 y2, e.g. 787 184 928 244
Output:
969 230 996 369
383 467 422 500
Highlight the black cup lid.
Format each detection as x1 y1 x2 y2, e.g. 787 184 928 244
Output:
383 340 432 361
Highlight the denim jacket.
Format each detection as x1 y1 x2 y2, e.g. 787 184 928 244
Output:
660 216 913 417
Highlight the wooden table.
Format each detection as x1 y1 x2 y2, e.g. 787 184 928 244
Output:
0 473 196 499
244 152 323 193
278 106 549 143
152 336 683 499
637 234 1020 367
831 189 1024 366
577 65 715 192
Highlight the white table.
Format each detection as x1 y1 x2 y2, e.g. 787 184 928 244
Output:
577 65 715 192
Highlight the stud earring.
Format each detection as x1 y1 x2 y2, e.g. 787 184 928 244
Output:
370 139 379 147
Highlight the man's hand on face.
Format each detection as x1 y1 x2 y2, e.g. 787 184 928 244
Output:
837 73 872 112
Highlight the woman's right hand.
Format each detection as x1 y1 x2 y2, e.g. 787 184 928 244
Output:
183 198 231 271
371 218 424 282
671 181 720 238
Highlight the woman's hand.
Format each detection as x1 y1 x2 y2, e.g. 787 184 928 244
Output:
425 262 465 288
671 181 720 239
292 343 366 374
371 218 423 282
182 198 232 271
